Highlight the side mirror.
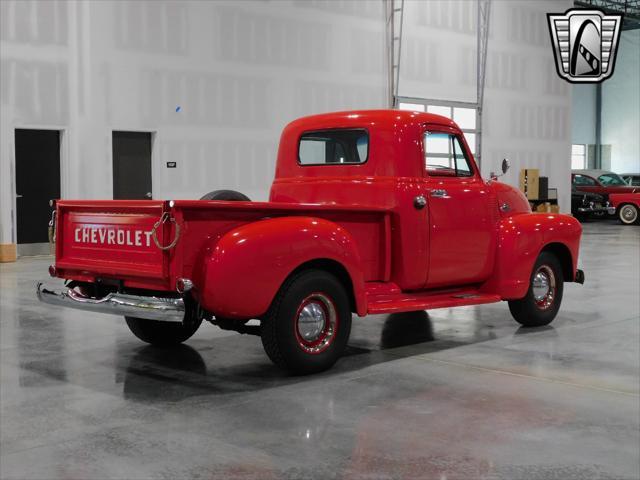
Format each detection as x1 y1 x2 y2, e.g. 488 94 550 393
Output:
501 158 510 174
490 158 511 181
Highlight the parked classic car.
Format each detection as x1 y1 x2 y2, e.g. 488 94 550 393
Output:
37 110 584 374
571 185 612 220
621 173 640 187
572 170 638 204
609 193 640 225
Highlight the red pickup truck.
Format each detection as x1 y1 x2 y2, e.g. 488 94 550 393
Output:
38 110 584 374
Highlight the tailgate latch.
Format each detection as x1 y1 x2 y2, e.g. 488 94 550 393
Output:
151 212 181 250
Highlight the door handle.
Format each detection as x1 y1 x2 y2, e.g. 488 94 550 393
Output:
413 195 427 210
145 192 152 199
431 189 449 198
16 194 23 198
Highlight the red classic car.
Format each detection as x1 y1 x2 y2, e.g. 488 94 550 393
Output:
609 193 640 225
572 169 638 202
37 110 584 374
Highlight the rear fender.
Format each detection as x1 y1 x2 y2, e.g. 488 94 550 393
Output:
195 216 366 319
482 213 582 299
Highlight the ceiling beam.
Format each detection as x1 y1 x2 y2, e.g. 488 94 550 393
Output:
574 0 640 30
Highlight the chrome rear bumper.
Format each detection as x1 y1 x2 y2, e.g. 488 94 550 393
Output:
36 282 185 323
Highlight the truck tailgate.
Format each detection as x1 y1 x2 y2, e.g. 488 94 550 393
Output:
55 200 171 286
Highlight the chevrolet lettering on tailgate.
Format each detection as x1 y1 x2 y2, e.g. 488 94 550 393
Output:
74 227 153 247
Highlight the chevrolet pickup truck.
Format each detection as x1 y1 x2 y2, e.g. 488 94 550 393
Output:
38 110 584 374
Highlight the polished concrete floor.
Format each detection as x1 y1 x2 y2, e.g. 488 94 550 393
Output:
1 220 639 480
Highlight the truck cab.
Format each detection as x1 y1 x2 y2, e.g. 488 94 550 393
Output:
272 110 535 291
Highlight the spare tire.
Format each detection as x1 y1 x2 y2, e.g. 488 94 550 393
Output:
200 189 250 201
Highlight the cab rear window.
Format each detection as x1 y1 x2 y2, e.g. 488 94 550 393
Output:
298 129 368 165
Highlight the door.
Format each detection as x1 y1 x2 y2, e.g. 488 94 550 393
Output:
15 129 61 249
422 127 496 288
112 131 152 200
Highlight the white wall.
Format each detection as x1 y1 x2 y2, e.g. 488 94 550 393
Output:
602 29 640 174
483 0 573 213
399 0 477 104
0 0 386 245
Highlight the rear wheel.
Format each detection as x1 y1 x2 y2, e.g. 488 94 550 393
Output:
200 189 250 201
618 204 639 225
261 270 352 375
508 251 564 327
125 316 202 346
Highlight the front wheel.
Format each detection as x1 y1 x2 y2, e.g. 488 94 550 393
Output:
260 270 352 375
508 251 564 327
618 204 640 225
125 316 202 346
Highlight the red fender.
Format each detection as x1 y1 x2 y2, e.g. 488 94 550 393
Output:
196 216 366 319
481 213 582 299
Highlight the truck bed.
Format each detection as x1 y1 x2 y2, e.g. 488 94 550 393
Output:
55 199 392 292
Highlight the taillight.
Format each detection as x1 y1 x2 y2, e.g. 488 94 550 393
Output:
176 278 193 293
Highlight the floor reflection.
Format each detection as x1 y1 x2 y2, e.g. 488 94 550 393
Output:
121 344 210 402
514 324 557 336
380 311 434 349
117 309 522 401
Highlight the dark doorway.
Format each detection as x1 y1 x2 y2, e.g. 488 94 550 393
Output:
112 131 153 200
15 129 61 245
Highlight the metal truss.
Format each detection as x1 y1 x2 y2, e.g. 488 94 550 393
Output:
574 0 640 29
385 0 405 107
476 0 492 166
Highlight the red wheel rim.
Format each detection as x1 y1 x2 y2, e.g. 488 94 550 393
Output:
293 293 339 354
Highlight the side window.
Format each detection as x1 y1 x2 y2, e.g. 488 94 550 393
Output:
573 174 596 186
298 129 368 165
424 132 473 177
597 173 625 186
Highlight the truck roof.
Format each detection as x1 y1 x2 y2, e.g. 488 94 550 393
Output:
275 109 462 180
286 109 457 131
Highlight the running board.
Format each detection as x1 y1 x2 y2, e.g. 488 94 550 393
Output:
366 289 501 315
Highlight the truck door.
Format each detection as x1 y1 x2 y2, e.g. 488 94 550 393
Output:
422 126 497 288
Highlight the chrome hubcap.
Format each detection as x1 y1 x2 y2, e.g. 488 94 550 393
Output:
532 272 550 301
532 265 556 310
621 206 637 222
297 302 326 342
295 293 338 354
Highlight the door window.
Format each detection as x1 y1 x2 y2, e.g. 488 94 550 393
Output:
572 174 596 186
597 173 626 186
424 132 473 177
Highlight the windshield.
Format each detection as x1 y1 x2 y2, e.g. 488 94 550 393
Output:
598 173 627 186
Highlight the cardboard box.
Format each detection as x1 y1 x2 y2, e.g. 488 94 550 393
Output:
534 203 559 213
519 168 540 200
536 203 550 213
